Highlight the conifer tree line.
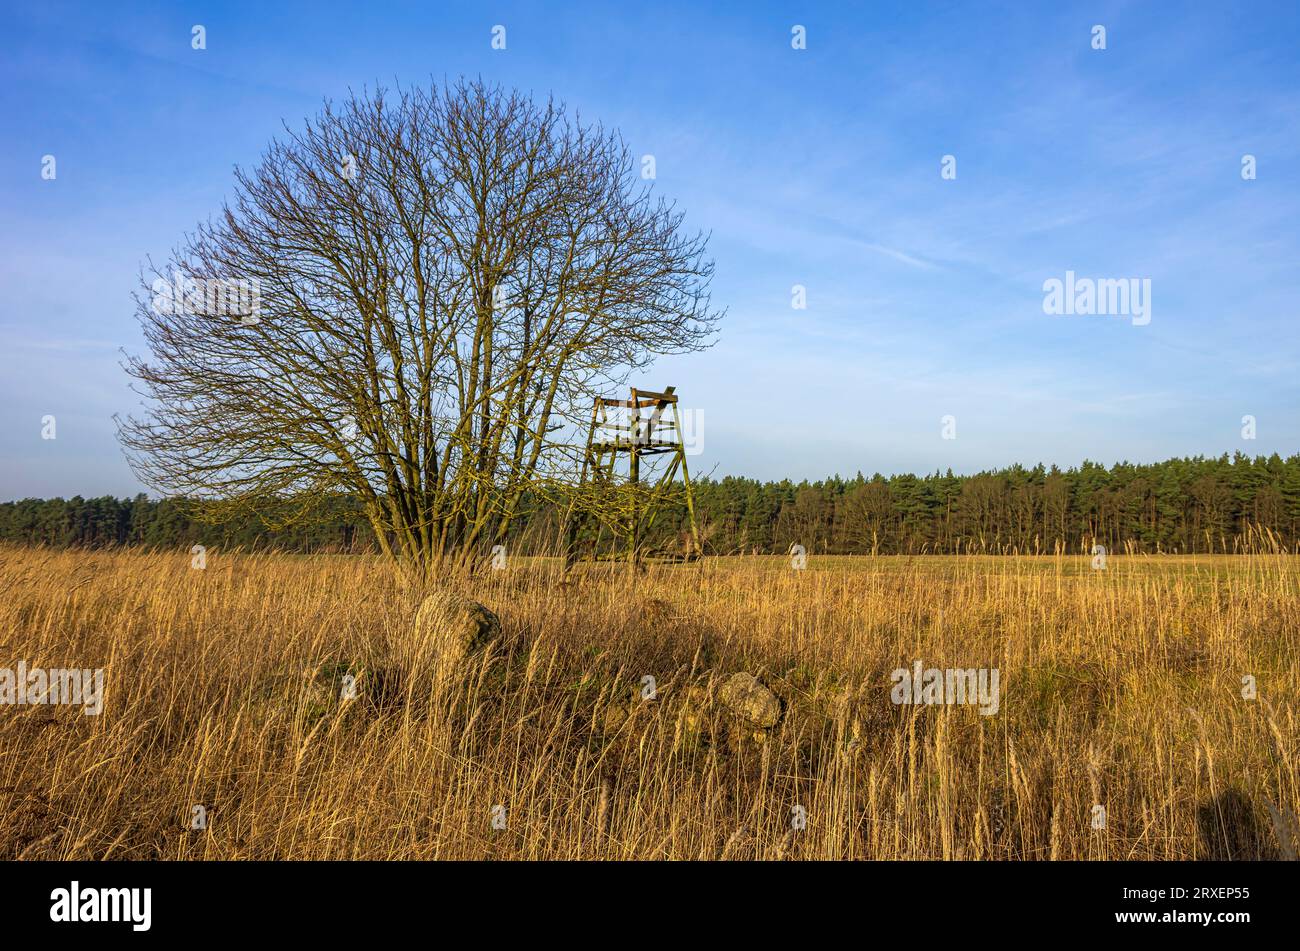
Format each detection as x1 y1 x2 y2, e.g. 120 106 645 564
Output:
5 452 1300 556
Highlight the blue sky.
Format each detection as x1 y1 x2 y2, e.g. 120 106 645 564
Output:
3 1 1299 498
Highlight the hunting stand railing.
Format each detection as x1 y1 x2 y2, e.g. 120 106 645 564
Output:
563 385 701 569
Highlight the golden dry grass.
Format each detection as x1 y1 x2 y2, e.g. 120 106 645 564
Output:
0 545 1296 860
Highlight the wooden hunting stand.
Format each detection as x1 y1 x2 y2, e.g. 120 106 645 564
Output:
563 386 701 569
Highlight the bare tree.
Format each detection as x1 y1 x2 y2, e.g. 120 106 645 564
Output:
119 79 721 575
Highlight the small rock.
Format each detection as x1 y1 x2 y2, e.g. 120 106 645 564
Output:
247 661 365 729
678 685 710 734
671 684 712 753
726 719 769 752
719 672 782 728
304 660 365 702
416 592 501 650
414 591 502 677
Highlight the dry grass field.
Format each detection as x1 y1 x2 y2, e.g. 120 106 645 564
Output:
0 545 1297 860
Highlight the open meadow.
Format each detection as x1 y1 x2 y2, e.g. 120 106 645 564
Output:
1 546 1296 860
